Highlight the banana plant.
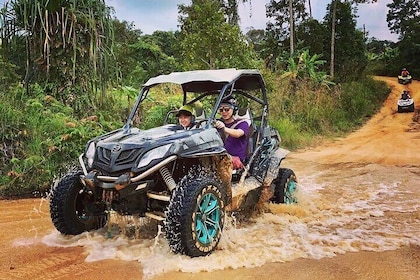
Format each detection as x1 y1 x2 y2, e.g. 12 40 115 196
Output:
281 49 334 87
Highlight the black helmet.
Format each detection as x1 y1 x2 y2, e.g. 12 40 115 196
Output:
220 97 238 113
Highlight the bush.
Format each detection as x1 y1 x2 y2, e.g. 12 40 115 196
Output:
267 75 390 149
0 85 121 198
338 77 390 125
0 83 186 197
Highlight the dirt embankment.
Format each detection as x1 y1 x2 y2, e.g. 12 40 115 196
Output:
1 77 419 280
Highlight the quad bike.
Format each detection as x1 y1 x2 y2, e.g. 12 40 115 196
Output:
49 69 298 257
397 90 415 113
398 75 412 85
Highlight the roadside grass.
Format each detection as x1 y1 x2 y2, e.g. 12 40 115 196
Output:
0 86 117 197
269 75 390 149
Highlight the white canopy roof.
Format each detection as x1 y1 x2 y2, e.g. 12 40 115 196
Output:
143 69 261 87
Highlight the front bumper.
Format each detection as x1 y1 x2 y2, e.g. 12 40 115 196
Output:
79 154 177 190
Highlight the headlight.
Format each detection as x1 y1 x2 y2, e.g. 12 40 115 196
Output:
137 144 172 169
85 142 96 168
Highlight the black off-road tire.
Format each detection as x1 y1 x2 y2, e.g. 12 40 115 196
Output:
164 167 226 257
409 103 415 112
50 171 107 235
271 168 298 204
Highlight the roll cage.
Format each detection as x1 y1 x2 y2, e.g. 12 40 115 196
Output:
124 69 270 132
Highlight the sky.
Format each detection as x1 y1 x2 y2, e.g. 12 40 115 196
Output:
0 0 398 42
104 0 399 42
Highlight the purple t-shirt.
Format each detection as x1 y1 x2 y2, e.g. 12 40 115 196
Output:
224 120 249 162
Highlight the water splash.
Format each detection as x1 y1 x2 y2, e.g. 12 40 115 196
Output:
32 165 420 278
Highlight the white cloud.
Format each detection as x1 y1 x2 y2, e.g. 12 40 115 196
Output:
238 0 268 31
357 1 397 41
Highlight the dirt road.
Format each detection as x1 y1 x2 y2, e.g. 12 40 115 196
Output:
291 76 420 165
1 77 419 280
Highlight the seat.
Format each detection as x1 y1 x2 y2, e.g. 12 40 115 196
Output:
195 107 206 122
193 107 206 128
235 108 252 126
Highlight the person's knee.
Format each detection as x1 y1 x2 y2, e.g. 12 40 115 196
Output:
231 156 244 169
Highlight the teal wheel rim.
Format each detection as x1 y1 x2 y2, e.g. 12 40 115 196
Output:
195 192 221 245
285 180 297 204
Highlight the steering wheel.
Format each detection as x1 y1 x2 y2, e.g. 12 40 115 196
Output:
211 119 227 142
194 119 208 128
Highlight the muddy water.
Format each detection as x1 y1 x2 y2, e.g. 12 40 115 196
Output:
35 157 419 279
2 76 420 279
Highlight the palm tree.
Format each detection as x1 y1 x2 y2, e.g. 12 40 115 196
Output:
0 0 116 107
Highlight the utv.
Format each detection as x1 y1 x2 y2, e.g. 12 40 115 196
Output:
50 69 298 257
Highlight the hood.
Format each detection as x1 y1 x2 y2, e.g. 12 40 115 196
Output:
95 125 190 147
88 125 224 175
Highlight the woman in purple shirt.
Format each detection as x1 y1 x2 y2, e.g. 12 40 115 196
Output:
214 97 249 169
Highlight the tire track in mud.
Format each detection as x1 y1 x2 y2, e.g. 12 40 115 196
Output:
0 199 142 280
2 246 92 280
2 239 142 280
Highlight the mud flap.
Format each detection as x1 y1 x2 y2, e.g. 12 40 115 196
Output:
263 148 288 186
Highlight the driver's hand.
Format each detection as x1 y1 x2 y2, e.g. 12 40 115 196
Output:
215 120 225 129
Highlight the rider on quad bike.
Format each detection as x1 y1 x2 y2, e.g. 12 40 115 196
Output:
398 90 415 113
398 68 413 84
401 68 410 77
49 69 298 257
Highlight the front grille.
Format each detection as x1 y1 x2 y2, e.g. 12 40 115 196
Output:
116 149 139 165
96 146 143 170
98 147 112 164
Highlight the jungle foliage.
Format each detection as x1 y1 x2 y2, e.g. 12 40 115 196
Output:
0 0 411 197
177 0 257 70
0 0 117 115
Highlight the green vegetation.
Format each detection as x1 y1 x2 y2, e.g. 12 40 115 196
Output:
178 0 257 69
0 0 413 197
0 0 117 115
0 84 122 197
267 72 389 149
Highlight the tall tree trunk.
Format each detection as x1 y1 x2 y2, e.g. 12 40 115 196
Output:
308 0 312 18
289 0 294 55
24 36 31 96
330 0 338 79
